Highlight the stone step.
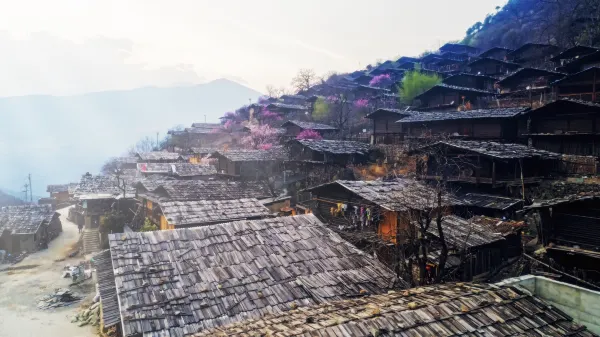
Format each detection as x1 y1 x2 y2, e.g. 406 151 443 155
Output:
82 229 101 254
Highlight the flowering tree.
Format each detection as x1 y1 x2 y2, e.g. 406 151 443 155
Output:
241 124 279 149
369 74 393 88
260 109 282 122
354 99 369 109
296 129 323 140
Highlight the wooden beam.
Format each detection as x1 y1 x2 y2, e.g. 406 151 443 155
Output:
491 160 496 187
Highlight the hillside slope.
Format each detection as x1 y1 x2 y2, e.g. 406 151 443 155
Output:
0 79 262 196
463 0 600 50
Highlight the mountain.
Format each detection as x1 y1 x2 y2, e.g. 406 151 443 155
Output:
0 79 262 196
462 0 600 50
0 189 25 206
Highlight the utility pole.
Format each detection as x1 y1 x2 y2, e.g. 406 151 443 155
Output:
28 174 32 203
22 183 29 202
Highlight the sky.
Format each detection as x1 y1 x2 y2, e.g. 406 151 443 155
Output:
0 0 506 96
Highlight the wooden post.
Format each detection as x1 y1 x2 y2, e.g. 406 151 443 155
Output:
519 158 525 201
593 68 597 102
491 160 496 187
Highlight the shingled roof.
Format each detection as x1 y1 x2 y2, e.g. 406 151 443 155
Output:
478 46 515 58
0 205 56 235
306 178 464 211
136 152 183 162
462 193 523 211
144 180 274 202
497 68 565 86
211 147 288 162
296 139 372 155
397 107 529 124
467 57 522 69
108 214 400 337
364 108 412 120
420 140 562 160
266 102 307 111
137 163 172 174
195 282 597 337
158 198 271 227
93 250 120 328
415 83 494 100
281 120 338 131
171 163 217 177
47 184 69 193
427 215 506 249
75 174 135 198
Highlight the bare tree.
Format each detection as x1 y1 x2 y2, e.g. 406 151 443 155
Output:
128 136 157 155
291 69 317 92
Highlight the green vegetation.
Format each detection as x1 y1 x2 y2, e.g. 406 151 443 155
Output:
462 0 600 49
140 218 159 232
312 97 330 121
100 211 128 234
398 71 442 105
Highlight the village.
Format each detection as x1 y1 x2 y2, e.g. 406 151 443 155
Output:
3 32 600 337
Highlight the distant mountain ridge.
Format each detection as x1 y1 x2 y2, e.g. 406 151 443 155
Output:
0 79 262 196
0 189 25 206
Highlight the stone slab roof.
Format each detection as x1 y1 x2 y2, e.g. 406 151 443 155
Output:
159 198 271 227
0 204 56 235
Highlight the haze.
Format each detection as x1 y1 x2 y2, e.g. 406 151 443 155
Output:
0 0 504 96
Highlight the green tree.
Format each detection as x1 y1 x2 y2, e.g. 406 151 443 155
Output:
140 218 159 232
312 97 330 121
398 71 442 105
100 211 128 234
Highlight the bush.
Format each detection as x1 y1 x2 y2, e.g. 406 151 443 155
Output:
399 71 441 105
139 218 158 232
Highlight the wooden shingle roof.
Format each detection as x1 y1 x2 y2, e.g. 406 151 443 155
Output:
397 107 529 124
195 282 597 337
427 215 506 249
159 198 271 227
296 139 372 155
281 120 338 131
47 184 69 193
0 204 56 235
145 180 274 202
306 178 464 211
136 152 183 161
418 140 562 160
212 147 288 162
92 250 120 328
108 214 400 336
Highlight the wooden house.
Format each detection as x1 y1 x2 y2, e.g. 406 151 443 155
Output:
424 215 525 280
193 281 597 337
101 214 399 337
413 140 562 187
138 179 276 229
497 68 565 94
46 184 71 204
551 46 599 70
519 99 600 156
0 205 61 254
397 107 530 140
396 61 417 70
187 147 217 164
365 108 411 144
395 56 420 64
280 120 338 138
442 73 498 91
478 47 514 60
507 43 562 69
151 198 271 230
420 54 445 71
524 194 600 284
266 102 308 118
288 139 375 165
414 83 494 109
167 123 223 149
304 178 464 245
434 57 467 74
553 67 600 103
439 43 479 56
556 50 600 74
467 57 522 76
280 94 308 106
211 147 287 179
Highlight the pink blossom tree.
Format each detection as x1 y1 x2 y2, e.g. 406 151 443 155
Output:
369 74 393 88
260 109 282 122
354 98 369 109
296 129 323 140
241 124 279 149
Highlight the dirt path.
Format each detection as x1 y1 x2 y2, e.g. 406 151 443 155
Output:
0 206 97 337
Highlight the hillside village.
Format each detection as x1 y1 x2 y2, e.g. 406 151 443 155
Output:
3 5 600 337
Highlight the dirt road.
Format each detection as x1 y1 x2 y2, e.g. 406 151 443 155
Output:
0 206 97 337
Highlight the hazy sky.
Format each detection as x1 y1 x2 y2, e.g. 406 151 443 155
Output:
0 0 505 96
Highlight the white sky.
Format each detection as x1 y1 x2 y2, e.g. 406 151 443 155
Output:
0 0 505 96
